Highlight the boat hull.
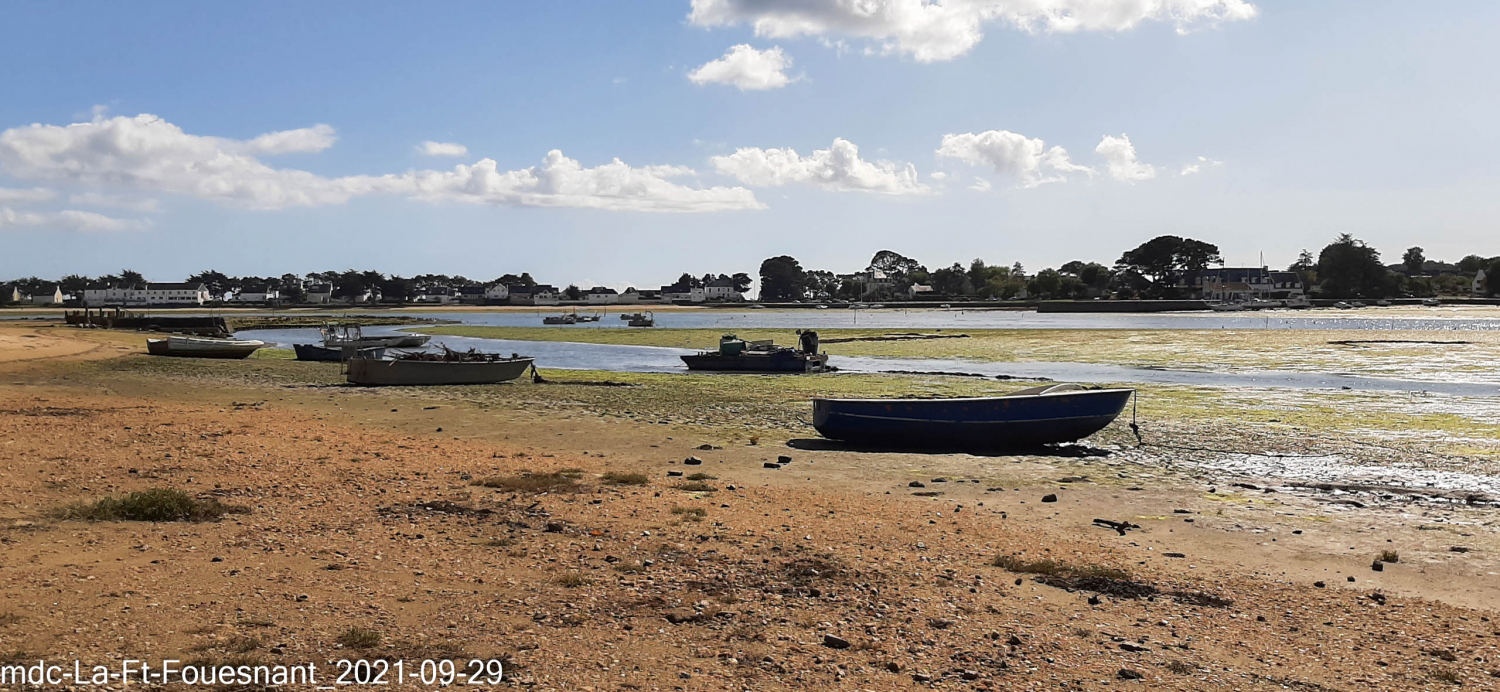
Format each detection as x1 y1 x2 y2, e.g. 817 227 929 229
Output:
346 357 534 386
293 344 387 362
146 337 264 359
681 352 829 373
813 388 1133 448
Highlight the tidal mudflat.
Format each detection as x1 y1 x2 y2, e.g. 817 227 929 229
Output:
2 323 1498 690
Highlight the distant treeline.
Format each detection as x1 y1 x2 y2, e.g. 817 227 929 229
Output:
5 234 1498 302
757 235 1500 301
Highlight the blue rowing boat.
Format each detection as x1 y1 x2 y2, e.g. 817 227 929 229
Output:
812 384 1134 448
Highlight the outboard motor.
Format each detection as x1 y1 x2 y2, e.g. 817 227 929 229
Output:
799 329 819 355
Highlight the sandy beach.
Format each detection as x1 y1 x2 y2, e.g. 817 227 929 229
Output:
1 321 1497 690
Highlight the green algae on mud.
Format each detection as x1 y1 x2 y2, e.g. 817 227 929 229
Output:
413 325 1500 384
41 350 1500 471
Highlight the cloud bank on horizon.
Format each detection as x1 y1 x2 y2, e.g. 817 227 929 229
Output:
0 111 1219 228
0 112 765 221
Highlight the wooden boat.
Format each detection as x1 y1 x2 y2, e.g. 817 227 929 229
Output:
543 311 578 325
320 325 429 349
146 336 265 359
619 312 644 321
681 333 829 373
812 384 1134 448
628 311 655 327
292 343 387 362
346 349 534 386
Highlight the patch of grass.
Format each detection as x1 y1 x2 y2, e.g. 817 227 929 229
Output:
725 626 766 642
612 560 646 574
1165 660 1197 675
783 555 844 585
671 506 707 517
55 488 243 522
992 554 1180 602
601 472 649 486
685 472 717 481
673 481 716 492
1430 668 1462 685
557 572 592 588
482 537 515 547
225 636 264 653
471 471 580 493
337 627 382 649
0 612 21 627
1378 550 1400 563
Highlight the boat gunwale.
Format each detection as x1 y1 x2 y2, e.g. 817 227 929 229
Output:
811 388 1134 405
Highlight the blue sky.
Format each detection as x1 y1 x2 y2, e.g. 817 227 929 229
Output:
2 1 1497 289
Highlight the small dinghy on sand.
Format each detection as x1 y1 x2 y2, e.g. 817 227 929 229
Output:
346 346 534 386
146 336 266 359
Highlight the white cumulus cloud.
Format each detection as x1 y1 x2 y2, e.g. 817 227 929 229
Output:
239 124 337 155
399 150 764 212
1095 133 1156 182
711 138 929 195
936 130 1093 187
0 186 56 203
689 0 1258 63
0 113 761 213
0 206 150 232
1179 155 1224 175
688 44 797 90
418 141 469 157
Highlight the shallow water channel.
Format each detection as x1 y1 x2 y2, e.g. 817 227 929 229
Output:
233 326 1500 397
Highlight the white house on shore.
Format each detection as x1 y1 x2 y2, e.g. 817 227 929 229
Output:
508 284 560 305
18 286 64 305
83 283 211 307
660 285 698 302
483 284 510 303
703 277 744 302
303 284 333 304
233 286 280 303
586 286 619 304
1198 268 1305 302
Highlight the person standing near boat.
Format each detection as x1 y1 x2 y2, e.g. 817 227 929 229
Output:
798 329 820 355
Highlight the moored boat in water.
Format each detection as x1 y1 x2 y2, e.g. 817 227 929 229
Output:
812 384 1134 448
146 336 265 359
345 347 534 386
681 332 829 373
320 325 429 349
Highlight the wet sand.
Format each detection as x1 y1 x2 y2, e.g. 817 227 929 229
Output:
1 323 1497 690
